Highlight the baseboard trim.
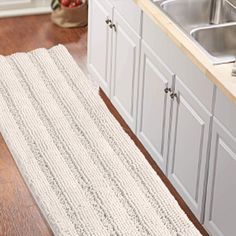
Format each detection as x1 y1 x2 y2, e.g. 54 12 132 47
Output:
0 6 52 18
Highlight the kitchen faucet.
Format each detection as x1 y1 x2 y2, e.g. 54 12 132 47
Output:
210 0 223 24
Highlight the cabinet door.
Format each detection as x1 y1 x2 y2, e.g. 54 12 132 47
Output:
110 10 141 132
87 0 113 96
137 42 174 173
168 77 212 221
205 119 236 236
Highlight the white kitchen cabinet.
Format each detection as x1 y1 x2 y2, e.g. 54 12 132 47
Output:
204 88 236 236
110 9 141 131
138 38 213 219
137 41 174 173
87 0 113 96
168 76 212 221
138 14 214 222
88 2 236 234
204 118 236 236
88 0 141 132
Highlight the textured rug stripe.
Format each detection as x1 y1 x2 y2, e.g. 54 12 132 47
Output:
9 52 138 236
28 49 168 235
0 45 201 236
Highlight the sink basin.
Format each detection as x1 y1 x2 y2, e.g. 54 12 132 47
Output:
151 0 236 64
159 0 236 32
191 23 236 64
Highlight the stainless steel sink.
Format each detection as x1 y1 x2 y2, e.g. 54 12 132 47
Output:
152 0 236 64
159 0 236 32
191 23 236 64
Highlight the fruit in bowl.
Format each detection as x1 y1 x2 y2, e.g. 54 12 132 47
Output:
61 0 82 8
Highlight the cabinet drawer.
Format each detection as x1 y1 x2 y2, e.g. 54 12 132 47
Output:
142 13 215 112
110 0 142 35
214 88 236 137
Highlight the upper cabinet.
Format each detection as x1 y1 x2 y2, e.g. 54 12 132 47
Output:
88 0 141 132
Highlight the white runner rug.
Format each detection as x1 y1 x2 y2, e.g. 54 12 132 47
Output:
0 45 201 236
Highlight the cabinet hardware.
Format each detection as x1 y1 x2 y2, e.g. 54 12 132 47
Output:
110 24 117 32
170 92 178 100
164 88 172 94
105 19 112 25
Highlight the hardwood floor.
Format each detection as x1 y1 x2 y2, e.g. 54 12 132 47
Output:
0 13 208 236
0 14 87 236
0 14 88 73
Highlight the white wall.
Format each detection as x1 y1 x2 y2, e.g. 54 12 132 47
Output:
0 0 51 17
0 0 49 9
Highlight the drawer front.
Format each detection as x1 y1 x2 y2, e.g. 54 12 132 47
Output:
142 13 215 112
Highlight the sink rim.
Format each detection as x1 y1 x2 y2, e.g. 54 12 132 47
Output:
160 0 213 33
152 0 236 64
190 22 236 65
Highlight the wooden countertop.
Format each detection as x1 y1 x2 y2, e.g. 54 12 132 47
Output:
133 0 236 105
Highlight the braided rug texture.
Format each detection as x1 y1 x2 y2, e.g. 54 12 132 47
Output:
0 45 201 236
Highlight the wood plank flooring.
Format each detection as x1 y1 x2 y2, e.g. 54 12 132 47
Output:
0 13 208 236
0 14 87 236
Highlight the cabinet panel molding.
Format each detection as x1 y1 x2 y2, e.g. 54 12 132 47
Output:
142 13 215 112
168 77 212 221
205 118 236 236
87 0 113 96
110 10 141 131
137 41 174 173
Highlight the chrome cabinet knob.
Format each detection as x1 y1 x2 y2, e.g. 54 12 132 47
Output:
105 19 112 25
170 93 178 100
164 88 172 94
